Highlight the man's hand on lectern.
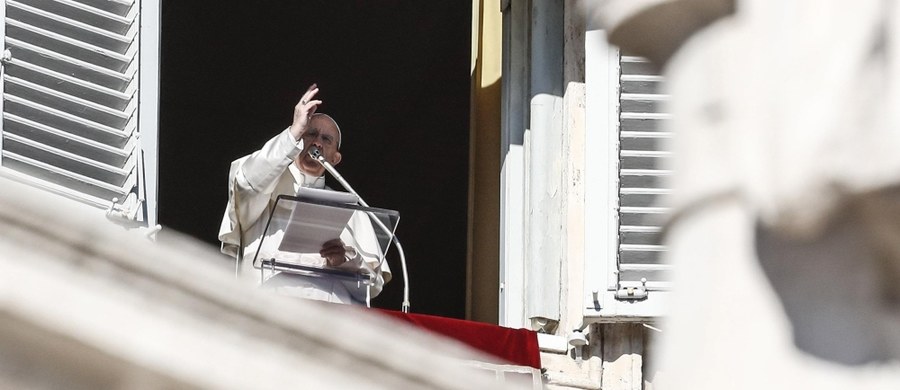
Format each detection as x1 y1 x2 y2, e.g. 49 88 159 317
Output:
321 238 349 267
290 84 322 141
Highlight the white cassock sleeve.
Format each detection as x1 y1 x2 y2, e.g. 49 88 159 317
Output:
218 128 303 259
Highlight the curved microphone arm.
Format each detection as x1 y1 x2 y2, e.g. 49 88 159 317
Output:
310 147 411 313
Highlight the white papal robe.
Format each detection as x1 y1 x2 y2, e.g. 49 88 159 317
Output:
218 128 391 304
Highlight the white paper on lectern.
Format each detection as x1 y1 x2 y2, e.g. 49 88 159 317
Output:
293 187 358 205
277 188 359 254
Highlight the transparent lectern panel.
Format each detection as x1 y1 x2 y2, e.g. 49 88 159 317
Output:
252 194 399 282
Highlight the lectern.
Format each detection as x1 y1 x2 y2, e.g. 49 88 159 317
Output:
252 190 400 305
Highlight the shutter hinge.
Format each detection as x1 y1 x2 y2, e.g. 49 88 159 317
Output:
1 50 11 74
615 278 648 300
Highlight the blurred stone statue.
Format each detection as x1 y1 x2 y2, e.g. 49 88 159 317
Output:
588 0 900 388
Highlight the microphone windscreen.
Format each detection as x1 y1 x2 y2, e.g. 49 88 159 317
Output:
308 146 322 160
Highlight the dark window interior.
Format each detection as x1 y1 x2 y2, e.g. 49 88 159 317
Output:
159 1 472 318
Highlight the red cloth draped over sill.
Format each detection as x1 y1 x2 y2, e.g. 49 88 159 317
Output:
376 309 541 369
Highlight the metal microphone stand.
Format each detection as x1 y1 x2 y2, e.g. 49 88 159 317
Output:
310 148 411 313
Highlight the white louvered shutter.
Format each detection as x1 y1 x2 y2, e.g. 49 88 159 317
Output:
614 54 672 301
583 31 673 318
0 0 155 223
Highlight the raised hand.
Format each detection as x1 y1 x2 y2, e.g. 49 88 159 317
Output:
289 84 323 140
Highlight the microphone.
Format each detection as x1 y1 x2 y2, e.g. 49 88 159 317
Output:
309 145 411 313
308 146 324 161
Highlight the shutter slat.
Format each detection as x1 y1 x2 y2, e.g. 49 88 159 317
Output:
620 225 661 233
621 244 666 252
6 113 131 157
620 150 671 158
620 112 671 120
620 93 669 101
620 169 671 177
619 263 670 270
6 18 131 65
7 58 133 101
621 74 664 83
8 0 132 45
70 0 135 19
3 150 129 195
0 167 114 208
620 56 650 63
618 264 672 290
7 37 133 82
620 187 670 195
620 131 672 138
41 0 134 25
620 206 668 214
5 94 130 138
6 75 133 120
5 132 128 177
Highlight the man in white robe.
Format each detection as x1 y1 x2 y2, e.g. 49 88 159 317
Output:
218 84 391 305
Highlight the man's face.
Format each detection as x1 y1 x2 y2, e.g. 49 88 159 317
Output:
296 115 342 177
